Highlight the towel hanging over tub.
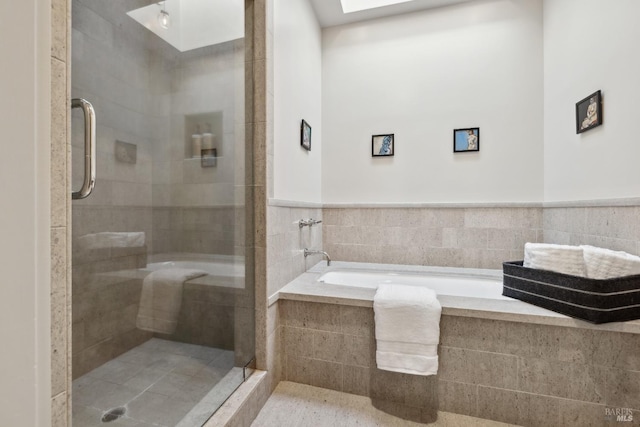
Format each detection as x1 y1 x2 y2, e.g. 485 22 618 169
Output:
373 283 442 376
136 268 207 335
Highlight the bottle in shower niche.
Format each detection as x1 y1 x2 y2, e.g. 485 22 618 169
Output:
191 125 203 158
202 123 214 150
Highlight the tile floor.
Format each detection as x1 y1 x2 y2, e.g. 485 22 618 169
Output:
72 338 239 427
251 382 518 427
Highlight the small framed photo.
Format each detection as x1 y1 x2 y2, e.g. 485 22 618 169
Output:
576 90 602 134
201 148 217 167
453 128 480 153
300 119 312 151
372 134 394 157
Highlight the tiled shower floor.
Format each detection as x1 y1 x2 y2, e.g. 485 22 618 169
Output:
72 338 238 427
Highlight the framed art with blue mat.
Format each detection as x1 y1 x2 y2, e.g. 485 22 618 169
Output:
453 127 479 153
372 134 394 157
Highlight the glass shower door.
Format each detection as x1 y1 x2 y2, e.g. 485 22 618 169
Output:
70 1 253 425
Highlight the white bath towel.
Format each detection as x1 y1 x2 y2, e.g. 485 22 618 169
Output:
523 243 586 277
136 268 206 334
373 283 442 376
581 245 640 279
77 231 145 250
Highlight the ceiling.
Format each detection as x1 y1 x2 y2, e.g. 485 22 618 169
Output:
309 0 475 28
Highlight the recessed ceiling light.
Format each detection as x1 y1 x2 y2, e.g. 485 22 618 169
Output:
340 0 415 14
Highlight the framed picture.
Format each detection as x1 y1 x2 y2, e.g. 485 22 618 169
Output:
372 134 394 157
453 128 480 153
576 90 602 134
201 148 217 167
300 119 312 151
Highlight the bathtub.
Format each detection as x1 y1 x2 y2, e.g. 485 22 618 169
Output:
318 269 511 300
276 261 640 332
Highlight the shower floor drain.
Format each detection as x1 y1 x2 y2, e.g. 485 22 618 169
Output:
101 407 126 423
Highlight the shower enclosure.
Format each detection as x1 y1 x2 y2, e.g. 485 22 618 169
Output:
70 1 254 425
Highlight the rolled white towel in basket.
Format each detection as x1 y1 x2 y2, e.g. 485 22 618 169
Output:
581 245 640 280
523 243 586 277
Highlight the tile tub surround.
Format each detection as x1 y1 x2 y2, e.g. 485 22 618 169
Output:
275 262 640 427
267 204 323 298
543 205 640 256
322 203 640 270
322 207 543 269
276 261 640 334
263 203 323 396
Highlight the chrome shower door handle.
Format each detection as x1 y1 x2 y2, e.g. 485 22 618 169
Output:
71 98 96 200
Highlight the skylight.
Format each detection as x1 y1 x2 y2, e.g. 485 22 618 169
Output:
340 0 415 14
127 0 244 52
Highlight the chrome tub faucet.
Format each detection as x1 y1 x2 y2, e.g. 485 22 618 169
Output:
304 248 331 266
298 218 322 228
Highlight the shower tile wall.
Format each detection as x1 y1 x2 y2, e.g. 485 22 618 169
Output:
322 207 543 269
70 0 161 257
151 206 238 255
150 37 246 256
71 0 246 377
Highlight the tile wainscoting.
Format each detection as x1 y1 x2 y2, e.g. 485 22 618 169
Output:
322 206 543 269
543 205 640 256
322 202 640 269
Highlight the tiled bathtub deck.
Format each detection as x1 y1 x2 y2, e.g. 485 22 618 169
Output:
72 338 238 427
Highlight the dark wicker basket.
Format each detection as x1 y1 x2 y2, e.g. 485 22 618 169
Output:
502 261 640 324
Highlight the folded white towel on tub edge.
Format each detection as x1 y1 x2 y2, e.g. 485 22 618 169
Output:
373 283 441 376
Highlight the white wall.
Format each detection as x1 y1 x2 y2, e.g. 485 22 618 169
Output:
543 0 640 202
321 0 543 203
0 0 51 425
274 0 323 203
